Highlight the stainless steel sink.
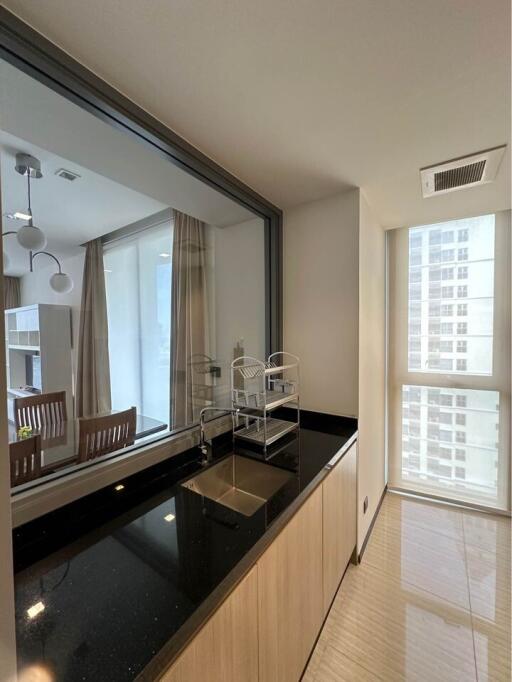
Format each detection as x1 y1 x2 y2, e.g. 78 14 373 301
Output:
181 455 293 516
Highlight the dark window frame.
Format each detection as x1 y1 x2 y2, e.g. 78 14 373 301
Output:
0 7 283 356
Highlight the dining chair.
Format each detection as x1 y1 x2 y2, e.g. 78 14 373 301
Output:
78 407 136 462
14 391 67 430
10 434 42 486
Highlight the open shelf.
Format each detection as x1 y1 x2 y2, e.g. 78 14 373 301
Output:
233 390 299 412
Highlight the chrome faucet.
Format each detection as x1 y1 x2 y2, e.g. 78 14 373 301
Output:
198 406 240 466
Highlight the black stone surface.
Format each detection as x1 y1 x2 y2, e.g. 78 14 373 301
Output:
14 417 357 682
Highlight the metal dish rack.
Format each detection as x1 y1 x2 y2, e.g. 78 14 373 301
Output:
231 352 300 452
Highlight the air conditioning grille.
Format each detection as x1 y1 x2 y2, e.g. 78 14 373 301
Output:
420 145 506 198
434 160 486 192
55 168 81 181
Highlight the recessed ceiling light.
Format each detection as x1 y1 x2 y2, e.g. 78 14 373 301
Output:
114 484 125 492
27 601 45 619
159 253 171 258
14 211 32 221
164 513 175 522
3 211 32 221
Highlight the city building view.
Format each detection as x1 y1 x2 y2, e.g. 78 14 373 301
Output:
402 215 500 502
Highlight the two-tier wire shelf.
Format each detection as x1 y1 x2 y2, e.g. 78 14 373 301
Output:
231 352 300 453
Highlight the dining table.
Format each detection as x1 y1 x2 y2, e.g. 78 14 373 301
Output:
9 412 168 488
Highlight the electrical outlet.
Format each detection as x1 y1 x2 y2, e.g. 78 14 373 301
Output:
363 496 368 514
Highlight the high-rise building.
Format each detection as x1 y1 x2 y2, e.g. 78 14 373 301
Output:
402 215 499 502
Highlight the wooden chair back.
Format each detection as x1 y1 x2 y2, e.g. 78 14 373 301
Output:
14 391 67 430
78 407 136 463
10 435 42 486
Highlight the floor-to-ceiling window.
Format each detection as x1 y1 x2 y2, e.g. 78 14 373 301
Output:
104 218 172 424
388 212 511 510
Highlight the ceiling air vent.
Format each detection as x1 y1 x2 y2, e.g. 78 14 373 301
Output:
420 145 506 198
55 168 81 181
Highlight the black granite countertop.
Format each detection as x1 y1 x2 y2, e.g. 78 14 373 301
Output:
14 413 357 682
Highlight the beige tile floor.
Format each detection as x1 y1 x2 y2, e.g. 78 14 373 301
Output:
303 492 511 682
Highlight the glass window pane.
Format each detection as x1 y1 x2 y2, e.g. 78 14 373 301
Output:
105 222 172 424
407 215 495 375
104 241 141 412
401 386 500 504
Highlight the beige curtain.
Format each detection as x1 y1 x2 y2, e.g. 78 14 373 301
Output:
76 238 111 417
171 210 210 429
3 276 20 309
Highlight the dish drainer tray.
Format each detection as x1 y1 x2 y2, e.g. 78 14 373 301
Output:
234 417 299 447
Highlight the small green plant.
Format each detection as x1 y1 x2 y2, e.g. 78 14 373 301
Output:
17 425 33 439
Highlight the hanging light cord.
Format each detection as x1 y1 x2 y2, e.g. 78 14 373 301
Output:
27 170 33 223
31 250 63 274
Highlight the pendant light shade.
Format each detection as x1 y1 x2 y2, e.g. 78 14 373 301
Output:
15 154 47 252
49 271 73 294
3 152 73 295
17 223 47 251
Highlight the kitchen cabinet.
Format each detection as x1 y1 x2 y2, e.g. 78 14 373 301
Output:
322 441 357 613
257 485 324 682
160 439 357 682
161 566 258 682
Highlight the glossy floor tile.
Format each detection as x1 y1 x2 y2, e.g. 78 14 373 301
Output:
303 641 382 682
304 492 511 682
465 542 511 622
377 493 465 542
473 624 511 682
364 513 470 609
462 508 511 556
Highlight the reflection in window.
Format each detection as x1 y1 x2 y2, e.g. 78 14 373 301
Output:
1 56 268 493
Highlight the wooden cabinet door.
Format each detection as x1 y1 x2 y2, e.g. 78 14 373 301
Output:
161 565 258 682
322 442 357 614
258 485 324 682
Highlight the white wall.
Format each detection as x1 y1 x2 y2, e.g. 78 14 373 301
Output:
212 218 266 405
357 192 386 551
284 188 387 553
20 251 84 396
284 190 359 416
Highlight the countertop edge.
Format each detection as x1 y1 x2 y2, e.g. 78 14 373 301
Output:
136 429 358 682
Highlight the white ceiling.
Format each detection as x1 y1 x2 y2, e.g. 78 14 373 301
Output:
0 58 257 275
2 0 509 229
0 132 168 275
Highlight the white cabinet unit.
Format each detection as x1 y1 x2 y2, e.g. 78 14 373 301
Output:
5 304 73 418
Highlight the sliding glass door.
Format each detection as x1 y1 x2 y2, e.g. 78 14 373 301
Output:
388 212 511 510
